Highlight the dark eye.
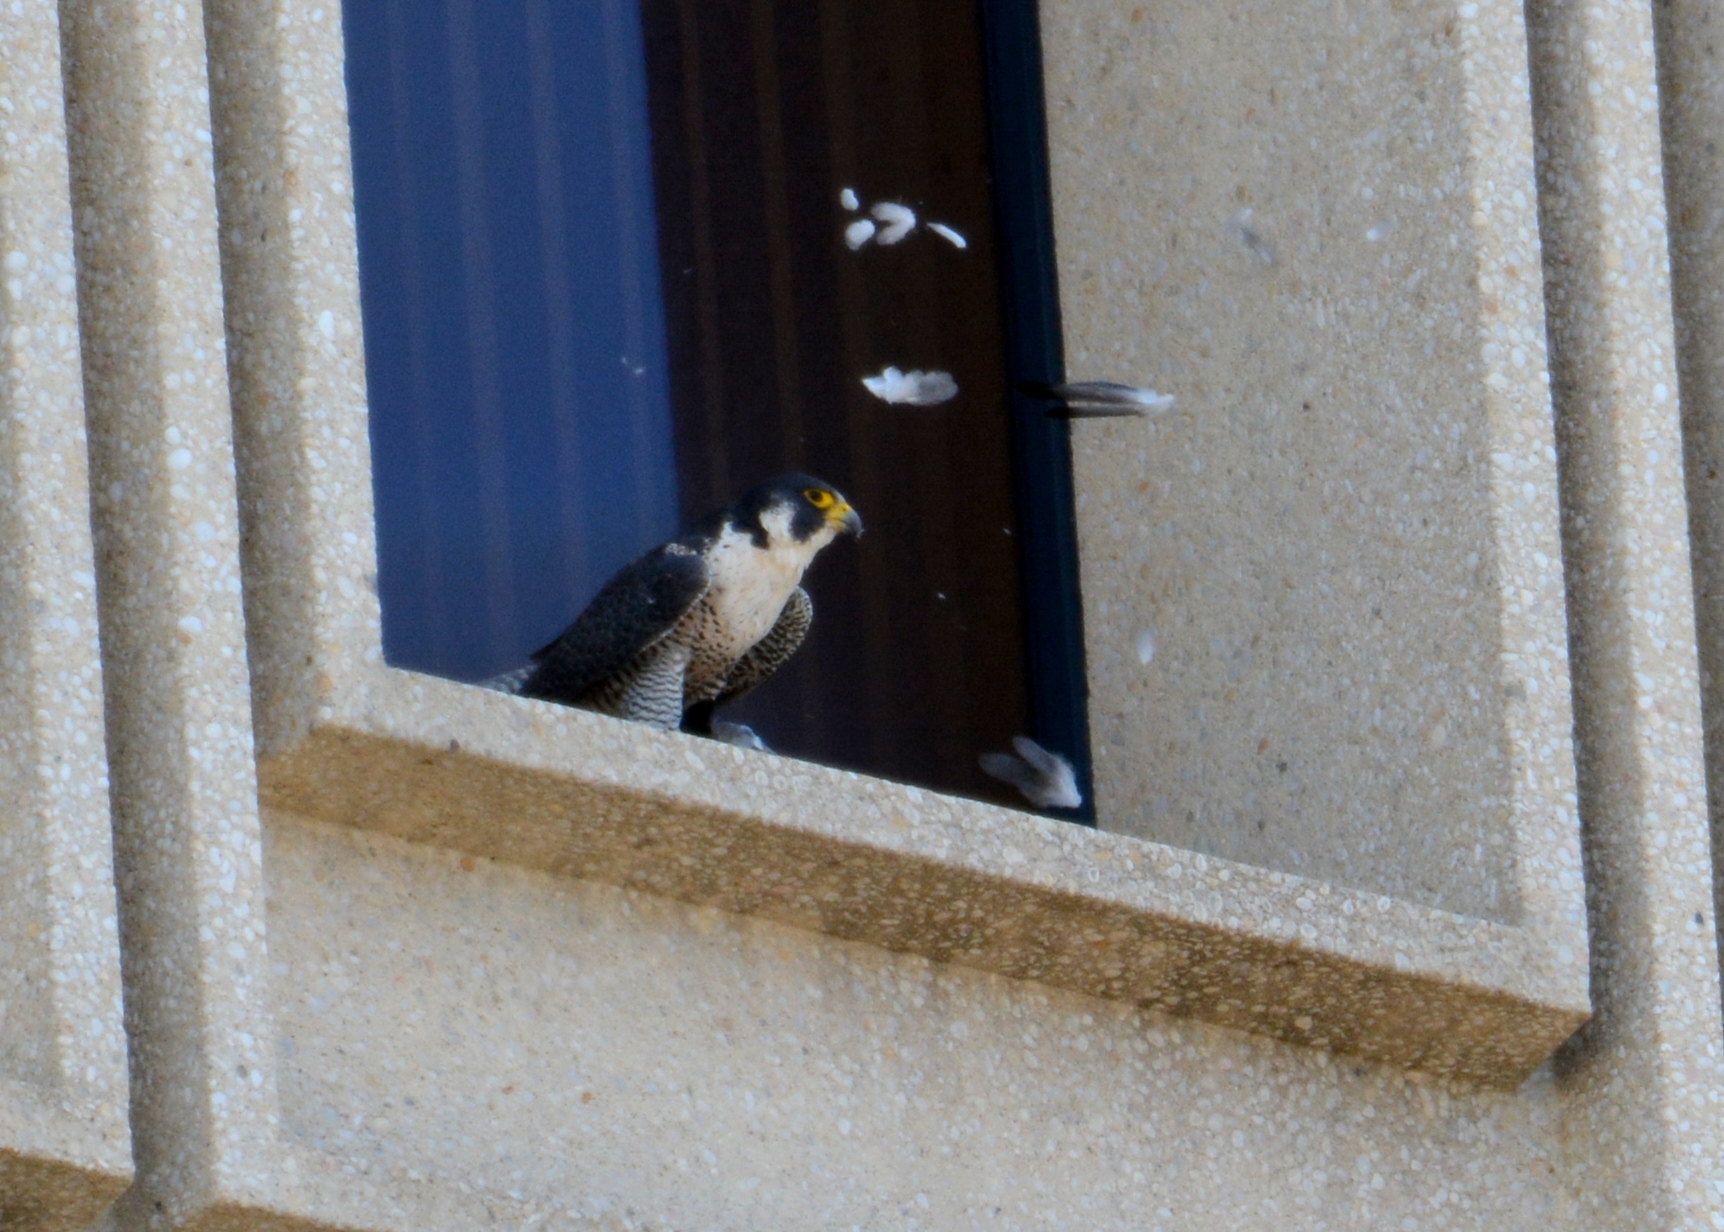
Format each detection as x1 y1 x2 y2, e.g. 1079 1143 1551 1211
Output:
804 488 835 509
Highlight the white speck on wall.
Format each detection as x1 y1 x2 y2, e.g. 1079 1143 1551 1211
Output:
3 250 27 271
839 187 859 211
178 615 203 634
861 366 958 406
1366 219 1394 242
1230 208 1275 265
870 201 917 244
168 448 193 470
1136 628 1157 665
927 221 967 248
844 218 877 250
318 309 336 339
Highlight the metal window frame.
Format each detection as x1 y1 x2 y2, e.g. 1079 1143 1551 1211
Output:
982 0 1096 822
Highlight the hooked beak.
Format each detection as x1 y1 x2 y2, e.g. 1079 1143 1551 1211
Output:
828 501 863 538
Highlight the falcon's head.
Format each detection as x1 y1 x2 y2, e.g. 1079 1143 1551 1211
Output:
734 474 864 551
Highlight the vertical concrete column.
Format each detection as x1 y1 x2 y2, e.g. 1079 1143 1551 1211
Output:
201 0 379 764
1657 0 1724 963
1525 0 1724 1225
0 0 132 1224
58 0 289 1225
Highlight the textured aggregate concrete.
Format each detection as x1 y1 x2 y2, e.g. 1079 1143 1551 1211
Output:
61 0 287 1225
1526 0 1724 1223
1044 0 1580 939
1660 0 1724 972
258 811 1591 1232
260 689 1587 1088
36 0 1724 1226
0 0 132 1222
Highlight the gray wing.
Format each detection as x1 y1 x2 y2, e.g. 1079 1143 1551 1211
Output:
519 541 709 706
714 587 812 707
604 642 694 728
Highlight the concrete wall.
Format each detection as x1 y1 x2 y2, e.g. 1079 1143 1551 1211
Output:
0 1 132 1224
2 0 1722 1227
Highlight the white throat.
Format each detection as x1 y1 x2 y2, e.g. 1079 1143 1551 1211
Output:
703 512 833 654
757 504 838 557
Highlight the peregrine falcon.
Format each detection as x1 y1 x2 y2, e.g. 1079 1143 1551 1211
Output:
497 474 861 737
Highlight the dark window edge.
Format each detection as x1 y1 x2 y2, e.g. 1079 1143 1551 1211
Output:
979 0 1096 823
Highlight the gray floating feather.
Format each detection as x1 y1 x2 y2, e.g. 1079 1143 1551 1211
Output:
712 721 771 752
980 736 1082 810
864 366 959 406
1020 381 1177 418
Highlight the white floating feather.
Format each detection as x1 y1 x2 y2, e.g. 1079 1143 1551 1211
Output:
844 218 877 250
712 721 770 752
839 187 860 211
870 201 917 244
861 366 959 406
927 221 968 249
979 736 1082 810
1136 628 1157 665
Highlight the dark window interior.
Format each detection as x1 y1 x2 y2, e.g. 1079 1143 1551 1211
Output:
342 0 1091 813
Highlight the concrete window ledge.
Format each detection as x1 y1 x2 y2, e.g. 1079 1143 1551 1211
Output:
205 0 1589 1095
257 667 1587 1089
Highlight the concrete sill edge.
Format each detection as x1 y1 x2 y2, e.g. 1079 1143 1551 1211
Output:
255 665 1590 1090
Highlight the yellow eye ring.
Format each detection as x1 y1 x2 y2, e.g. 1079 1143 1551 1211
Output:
804 488 835 509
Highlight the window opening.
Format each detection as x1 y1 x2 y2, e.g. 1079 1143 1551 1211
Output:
343 0 1093 816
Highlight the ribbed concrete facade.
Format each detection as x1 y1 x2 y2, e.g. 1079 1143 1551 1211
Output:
1 0 1722 1227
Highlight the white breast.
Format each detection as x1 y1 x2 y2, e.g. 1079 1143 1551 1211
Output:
701 520 827 657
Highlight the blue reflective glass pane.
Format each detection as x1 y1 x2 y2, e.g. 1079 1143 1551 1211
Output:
346 0 678 682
